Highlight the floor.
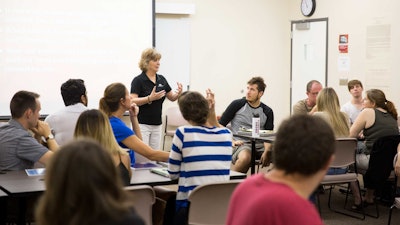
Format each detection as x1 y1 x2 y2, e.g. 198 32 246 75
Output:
319 186 400 225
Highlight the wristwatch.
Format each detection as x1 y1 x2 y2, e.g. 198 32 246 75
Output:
45 134 54 141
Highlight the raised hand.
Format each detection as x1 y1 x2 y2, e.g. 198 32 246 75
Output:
149 86 166 102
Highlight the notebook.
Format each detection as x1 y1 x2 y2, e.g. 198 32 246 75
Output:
133 162 162 170
25 168 46 176
150 167 170 178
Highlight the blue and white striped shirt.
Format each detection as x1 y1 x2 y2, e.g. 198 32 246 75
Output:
168 125 233 209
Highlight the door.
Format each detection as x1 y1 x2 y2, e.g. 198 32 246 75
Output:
290 18 328 114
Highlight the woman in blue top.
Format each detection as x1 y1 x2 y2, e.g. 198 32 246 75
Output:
99 82 169 164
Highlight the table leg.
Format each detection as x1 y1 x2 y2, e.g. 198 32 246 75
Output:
251 139 256 174
17 197 27 225
0 196 6 225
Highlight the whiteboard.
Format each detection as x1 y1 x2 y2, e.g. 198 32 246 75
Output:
155 16 190 91
0 0 154 117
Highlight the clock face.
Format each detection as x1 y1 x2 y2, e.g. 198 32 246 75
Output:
301 0 316 17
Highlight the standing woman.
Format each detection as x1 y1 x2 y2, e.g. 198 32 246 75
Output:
99 82 169 165
130 48 183 150
349 89 398 206
74 109 132 186
35 140 145 225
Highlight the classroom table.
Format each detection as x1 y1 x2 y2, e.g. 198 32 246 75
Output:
0 169 246 225
0 169 246 196
131 169 246 186
233 132 276 174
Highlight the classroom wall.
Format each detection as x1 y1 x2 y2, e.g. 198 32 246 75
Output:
158 0 400 129
158 0 291 129
289 0 400 117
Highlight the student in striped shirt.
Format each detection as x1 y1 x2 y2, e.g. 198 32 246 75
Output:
168 89 233 225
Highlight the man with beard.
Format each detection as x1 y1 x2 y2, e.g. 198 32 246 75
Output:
219 77 274 173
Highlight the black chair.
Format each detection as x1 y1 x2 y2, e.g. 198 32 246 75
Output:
364 135 400 218
388 154 399 225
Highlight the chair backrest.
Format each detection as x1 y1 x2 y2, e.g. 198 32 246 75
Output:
124 185 155 225
164 107 188 136
187 180 242 225
165 106 188 127
330 138 357 168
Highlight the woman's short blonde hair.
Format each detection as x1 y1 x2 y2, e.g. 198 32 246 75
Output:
138 48 161 72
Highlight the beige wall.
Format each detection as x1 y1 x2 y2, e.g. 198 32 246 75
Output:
289 0 400 114
158 0 400 129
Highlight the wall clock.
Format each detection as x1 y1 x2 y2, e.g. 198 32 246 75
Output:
301 0 316 17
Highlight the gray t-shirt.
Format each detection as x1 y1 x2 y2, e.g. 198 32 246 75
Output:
0 119 48 171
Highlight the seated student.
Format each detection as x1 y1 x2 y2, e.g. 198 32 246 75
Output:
226 115 334 225
74 109 132 186
34 139 145 225
45 79 88 145
219 77 274 173
349 89 398 208
395 143 400 194
292 80 323 115
0 91 59 171
168 89 232 225
313 87 350 174
340 79 364 125
99 82 169 164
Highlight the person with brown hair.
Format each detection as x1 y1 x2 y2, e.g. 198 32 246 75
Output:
74 109 132 186
341 79 364 124
35 139 144 225
0 91 59 171
350 89 398 207
99 82 169 165
219 76 274 173
130 48 183 150
168 89 232 225
227 115 334 225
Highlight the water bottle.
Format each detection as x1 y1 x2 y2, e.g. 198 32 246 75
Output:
252 113 260 138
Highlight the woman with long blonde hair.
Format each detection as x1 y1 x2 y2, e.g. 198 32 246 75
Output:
74 109 132 185
314 87 350 137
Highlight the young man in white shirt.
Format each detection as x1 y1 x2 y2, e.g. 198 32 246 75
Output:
45 79 88 145
341 79 364 124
